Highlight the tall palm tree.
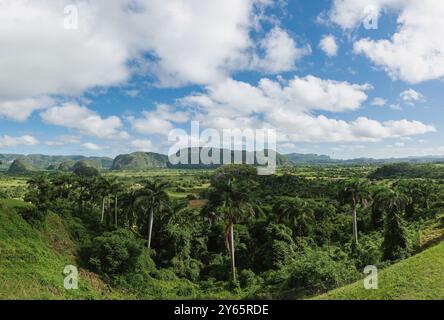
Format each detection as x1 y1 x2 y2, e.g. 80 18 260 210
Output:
108 178 124 228
211 178 255 282
134 180 170 249
372 188 410 260
120 189 138 230
94 177 111 223
339 179 371 245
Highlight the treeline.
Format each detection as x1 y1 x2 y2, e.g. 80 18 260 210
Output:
369 163 444 179
11 165 444 299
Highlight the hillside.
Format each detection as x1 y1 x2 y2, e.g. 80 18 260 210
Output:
0 154 113 171
8 159 34 174
112 152 169 170
0 199 129 299
315 240 444 300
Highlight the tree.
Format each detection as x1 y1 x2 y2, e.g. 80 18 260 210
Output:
94 177 111 223
377 189 410 261
25 176 53 218
273 197 315 239
209 176 255 282
108 178 124 228
134 180 170 249
339 179 371 245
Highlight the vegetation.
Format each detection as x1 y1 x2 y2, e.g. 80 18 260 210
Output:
0 161 443 300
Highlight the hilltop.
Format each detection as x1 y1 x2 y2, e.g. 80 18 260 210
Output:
112 152 169 170
8 159 34 174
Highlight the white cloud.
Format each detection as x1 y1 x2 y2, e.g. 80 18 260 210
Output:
319 35 338 57
40 103 125 139
82 142 102 151
129 104 189 136
45 135 81 147
0 135 39 148
400 89 425 105
329 0 444 83
0 0 279 107
252 27 311 73
0 96 54 121
371 97 387 106
389 104 402 111
180 75 434 143
131 139 154 152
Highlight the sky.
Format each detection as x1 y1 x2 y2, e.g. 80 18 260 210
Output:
0 0 443 159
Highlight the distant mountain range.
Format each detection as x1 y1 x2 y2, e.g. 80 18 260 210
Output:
1 150 443 172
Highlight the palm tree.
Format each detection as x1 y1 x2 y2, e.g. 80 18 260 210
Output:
120 189 139 230
273 197 315 238
134 180 170 249
372 188 410 260
108 178 124 228
94 177 111 223
211 177 255 282
339 179 371 245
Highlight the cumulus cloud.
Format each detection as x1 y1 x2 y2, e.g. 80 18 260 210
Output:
371 97 387 106
0 0 281 104
82 142 102 151
252 27 311 73
329 0 444 83
180 76 435 143
319 35 338 57
40 103 125 139
0 135 39 148
0 96 54 122
400 89 426 105
129 104 190 136
131 139 154 152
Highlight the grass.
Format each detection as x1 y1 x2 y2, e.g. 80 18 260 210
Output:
0 199 129 300
315 240 444 300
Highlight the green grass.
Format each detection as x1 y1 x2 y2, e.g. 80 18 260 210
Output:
0 199 129 300
315 240 444 300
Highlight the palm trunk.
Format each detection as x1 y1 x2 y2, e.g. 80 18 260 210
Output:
229 223 236 282
114 195 118 228
352 201 358 245
147 207 154 249
101 197 105 223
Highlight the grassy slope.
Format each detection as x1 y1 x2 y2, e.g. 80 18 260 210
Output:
316 240 444 300
0 199 129 300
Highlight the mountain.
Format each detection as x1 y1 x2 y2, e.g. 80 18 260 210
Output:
0 154 113 170
285 153 336 164
2 151 444 171
112 152 169 170
8 159 34 174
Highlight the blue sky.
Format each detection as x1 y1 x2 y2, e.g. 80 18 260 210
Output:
0 0 443 159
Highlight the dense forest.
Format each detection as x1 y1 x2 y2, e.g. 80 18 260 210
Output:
2 163 443 299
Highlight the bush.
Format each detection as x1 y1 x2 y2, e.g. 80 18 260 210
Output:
285 249 359 296
87 229 145 275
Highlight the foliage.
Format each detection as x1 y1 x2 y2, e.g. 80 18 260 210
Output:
86 229 145 275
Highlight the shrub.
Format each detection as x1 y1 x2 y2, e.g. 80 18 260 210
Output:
285 249 359 296
87 229 145 275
